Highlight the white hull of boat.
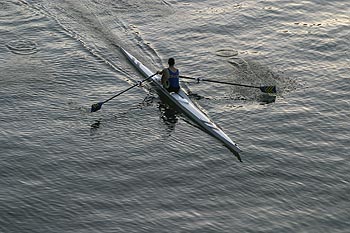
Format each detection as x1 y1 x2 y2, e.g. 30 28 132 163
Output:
121 48 242 161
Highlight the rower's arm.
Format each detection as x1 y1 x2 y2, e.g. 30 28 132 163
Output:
158 68 167 74
159 68 169 85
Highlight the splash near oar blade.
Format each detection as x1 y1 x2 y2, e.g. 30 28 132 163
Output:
259 86 276 94
91 102 103 112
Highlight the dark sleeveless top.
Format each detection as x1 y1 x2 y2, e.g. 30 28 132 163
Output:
168 68 179 88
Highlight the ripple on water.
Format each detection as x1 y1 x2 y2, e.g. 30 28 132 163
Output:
215 48 239 58
6 39 38 55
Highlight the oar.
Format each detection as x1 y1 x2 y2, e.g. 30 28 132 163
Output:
180 75 276 94
91 73 157 112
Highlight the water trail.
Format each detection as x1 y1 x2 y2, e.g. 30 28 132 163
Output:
18 0 139 82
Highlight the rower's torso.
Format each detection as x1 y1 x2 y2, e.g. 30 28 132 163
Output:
162 67 178 77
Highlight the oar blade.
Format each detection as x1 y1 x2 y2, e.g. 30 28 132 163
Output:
91 102 103 112
260 86 276 94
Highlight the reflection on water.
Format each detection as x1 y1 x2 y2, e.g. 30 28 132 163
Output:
90 119 102 135
141 93 178 131
138 94 155 109
158 103 178 132
139 93 179 132
88 94 180 136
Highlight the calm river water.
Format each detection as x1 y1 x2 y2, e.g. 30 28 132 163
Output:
1 0 349 232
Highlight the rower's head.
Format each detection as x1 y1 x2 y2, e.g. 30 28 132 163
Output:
168 58 175 67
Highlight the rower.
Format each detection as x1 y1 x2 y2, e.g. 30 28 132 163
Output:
157 58 180 93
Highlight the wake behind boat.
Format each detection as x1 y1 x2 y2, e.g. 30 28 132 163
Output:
121 48 242 162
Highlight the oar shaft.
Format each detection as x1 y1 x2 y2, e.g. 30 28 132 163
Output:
179 75 276 93
204 79 260 89
103 73 157 104
103 83 137 104
180 75 259 89
91 73 157 112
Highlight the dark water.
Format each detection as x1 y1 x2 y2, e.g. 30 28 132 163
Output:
1 0 349 232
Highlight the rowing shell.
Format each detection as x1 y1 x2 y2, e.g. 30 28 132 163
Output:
121 48 242 161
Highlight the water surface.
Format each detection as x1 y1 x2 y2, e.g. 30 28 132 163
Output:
1 0 349 232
